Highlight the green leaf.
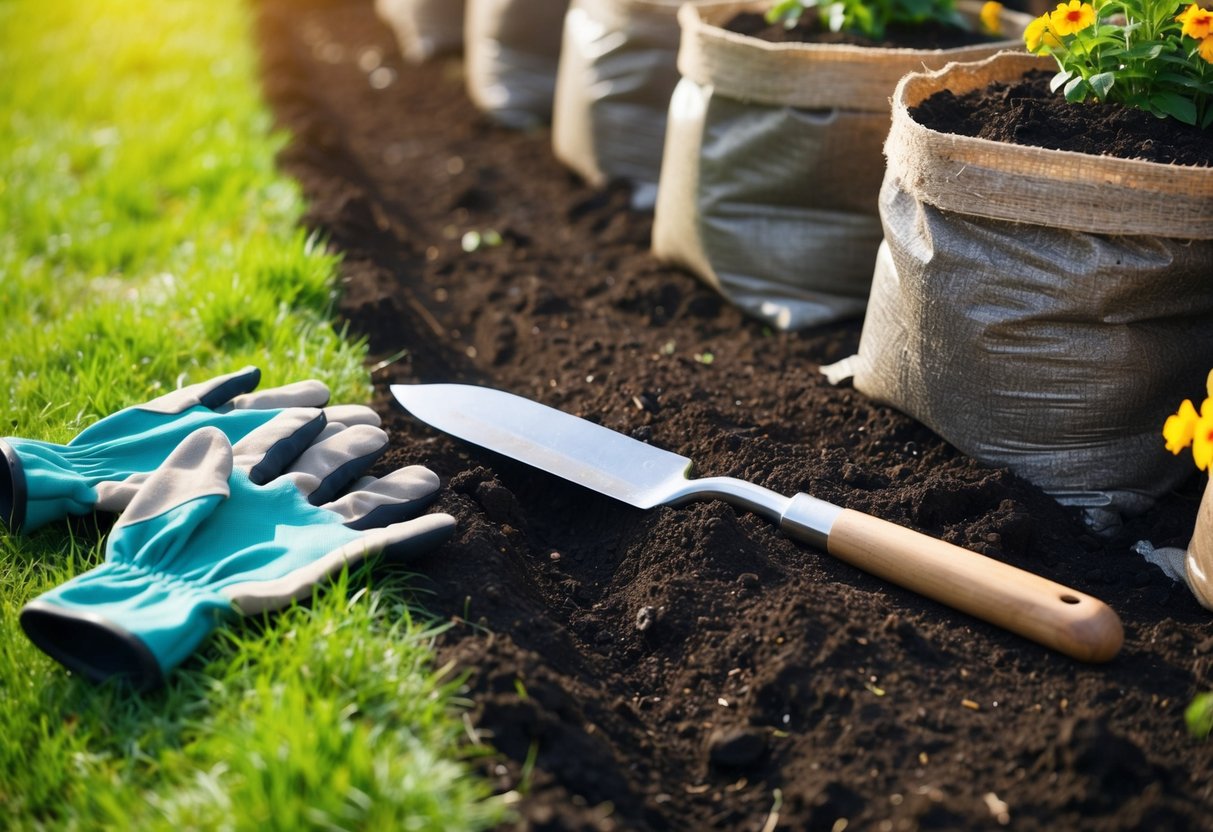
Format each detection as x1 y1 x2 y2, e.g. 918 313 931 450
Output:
1089 71 1116 99
899 0 934 19
764 0 805 26
1063 76 1091 102
1187 693 1213 740
1050 69 1074 93
938 9 968 30
1156 70 1209 90
1150 91 1198 124
1122 41 1165 60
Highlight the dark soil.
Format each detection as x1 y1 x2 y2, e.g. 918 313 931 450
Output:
256 1 1213 829
911 69 1213 167
724 10 997 49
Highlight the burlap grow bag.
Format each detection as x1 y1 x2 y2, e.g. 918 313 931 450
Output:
845 51 1213 531
374 0 465 63
465 0 571 128
552 0 709 209
652 1 1029 330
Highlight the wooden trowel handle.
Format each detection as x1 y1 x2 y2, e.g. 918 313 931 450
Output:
821 508 1123 662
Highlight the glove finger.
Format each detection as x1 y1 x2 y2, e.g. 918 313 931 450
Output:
278 424 389 505
222 513 456 616
222 379 330 412
93 470 149 513
377 512 456 560
140 366 261 416
321 465 441 530
323 404 381 428
231 408 327 485
116 427 232 530
309 404 384 445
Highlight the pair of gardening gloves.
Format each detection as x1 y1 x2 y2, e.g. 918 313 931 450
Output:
2 367 454 690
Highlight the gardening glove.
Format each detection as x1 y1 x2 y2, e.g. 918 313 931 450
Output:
20 424 455 690
0 365 379 534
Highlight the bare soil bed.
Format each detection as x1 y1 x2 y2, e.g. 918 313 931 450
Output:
256 2 1212 829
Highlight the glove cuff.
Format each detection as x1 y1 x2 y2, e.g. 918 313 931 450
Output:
0 438 28 533
20 598 164 691
0 437 103 534
20 561 230 690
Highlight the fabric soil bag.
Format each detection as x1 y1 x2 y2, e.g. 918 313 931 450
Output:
552 0 710 209
465 0 572 128
651 1 1029 330
374 0 465 63
834 52 1213 533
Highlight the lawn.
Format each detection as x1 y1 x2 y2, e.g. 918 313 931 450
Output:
0 0 502 827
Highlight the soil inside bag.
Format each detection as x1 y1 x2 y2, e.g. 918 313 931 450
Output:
911 68 1213 167
725 8 1001 47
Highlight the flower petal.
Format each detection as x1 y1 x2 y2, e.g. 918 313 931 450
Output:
1194 420 1213 471
1164 399 1199 455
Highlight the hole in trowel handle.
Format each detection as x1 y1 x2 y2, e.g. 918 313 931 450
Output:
1060 594 1081 605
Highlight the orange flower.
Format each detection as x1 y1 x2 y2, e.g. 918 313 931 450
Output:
1177 3 1213 40
1201 34 1213 63
1049 0 1096 36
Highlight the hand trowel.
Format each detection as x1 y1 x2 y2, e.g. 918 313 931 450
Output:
391 383 1123 662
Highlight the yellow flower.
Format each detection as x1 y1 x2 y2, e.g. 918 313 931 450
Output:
1167 371 1213 470
980 1 1004 34
1165 398 1200 455
1024 14 1057 51
1193 401 1213 470
1049 0 1096 36
1177 3 1213 40
1200 34 1213 63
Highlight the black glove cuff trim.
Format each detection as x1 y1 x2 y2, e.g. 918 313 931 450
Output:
20 599 165 692
0 438 27 534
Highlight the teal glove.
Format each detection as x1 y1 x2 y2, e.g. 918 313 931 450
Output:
21 424 454 690
0 366 377 534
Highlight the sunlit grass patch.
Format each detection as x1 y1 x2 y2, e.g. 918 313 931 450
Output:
0 0 503 827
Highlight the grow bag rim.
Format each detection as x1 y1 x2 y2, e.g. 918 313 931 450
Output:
886 51 1213 239
676 0 1033 110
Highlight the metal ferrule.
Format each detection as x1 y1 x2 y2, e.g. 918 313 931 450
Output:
778 492 843 551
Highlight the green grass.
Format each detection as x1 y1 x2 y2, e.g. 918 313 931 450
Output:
0 0 503 828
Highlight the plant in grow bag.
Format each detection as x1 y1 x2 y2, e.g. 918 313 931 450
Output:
764 0 1003 39
1024 0 1213 127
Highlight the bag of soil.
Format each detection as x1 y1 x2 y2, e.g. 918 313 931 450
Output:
374 0 465 63
464 0 571 128
651 1 1029 331
835 52 1213 533
552 0 709 209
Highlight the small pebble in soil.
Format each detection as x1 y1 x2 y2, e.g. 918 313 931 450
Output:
636 605 658 632
708 728 768 769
